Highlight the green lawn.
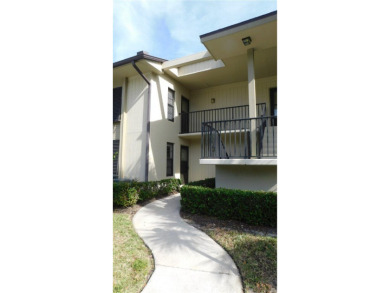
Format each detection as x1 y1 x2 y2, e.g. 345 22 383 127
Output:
207 228 277 293
113 213 153 293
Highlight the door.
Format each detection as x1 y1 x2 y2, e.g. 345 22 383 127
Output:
181 96 189 133
270 87 277 126
180 146 189 184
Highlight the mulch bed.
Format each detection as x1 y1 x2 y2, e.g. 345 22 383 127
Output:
180 211 277 237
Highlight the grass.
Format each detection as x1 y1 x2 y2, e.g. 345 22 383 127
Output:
113 213 153 293
206 228 277 293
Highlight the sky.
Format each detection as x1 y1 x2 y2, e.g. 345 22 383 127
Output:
113 0 277 62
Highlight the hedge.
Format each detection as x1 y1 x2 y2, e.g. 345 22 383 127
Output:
135 181 160 201
159 179 182 195
180 185 277 227
187 178 215 188
113 183 138 208
113 178 181 207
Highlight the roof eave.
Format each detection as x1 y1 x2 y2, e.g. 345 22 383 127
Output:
200 10 277 42
113 52 167 68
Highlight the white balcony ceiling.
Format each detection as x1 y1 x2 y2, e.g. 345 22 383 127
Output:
167 47 276 90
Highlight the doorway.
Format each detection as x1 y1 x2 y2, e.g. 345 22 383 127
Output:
180 145 189 184
181 96 189 133
270 87 277 126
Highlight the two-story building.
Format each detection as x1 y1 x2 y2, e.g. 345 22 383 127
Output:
113 11 277 191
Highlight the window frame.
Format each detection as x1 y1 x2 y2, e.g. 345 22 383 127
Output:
166 142 174 176
167 88 175 122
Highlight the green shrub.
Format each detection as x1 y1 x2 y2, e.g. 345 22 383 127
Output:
180 185 277 227
113 178 182 207
187 178 215 188
134 179 181 201
136 181 159 201
159 178 181 195
113 182 139 207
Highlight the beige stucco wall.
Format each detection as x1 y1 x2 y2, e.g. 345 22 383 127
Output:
120 74 149 181
148 73 191 181
186 139 215 182
190 75 276 115
215 165 277 191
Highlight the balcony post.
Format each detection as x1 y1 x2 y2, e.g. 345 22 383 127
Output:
247 48 257 157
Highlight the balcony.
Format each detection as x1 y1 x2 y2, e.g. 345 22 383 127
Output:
180 103 266 134
200 117 277 161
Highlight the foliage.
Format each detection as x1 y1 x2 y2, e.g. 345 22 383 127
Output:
187 177 215 188
135 181 160 201
113 151 119 160
113 182 138 208
159 178 182 195
132 178 181 201
180 185 277 227
113 178 182 207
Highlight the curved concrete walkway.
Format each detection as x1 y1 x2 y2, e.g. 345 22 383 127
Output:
133 193 243 293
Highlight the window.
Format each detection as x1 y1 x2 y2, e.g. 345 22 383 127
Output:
113 87 122 122
168 89 175 122
166 143 174 176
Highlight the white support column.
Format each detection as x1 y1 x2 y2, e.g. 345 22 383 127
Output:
247 48 257 157
118 77 128 179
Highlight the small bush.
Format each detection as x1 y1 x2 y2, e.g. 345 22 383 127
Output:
159 178 181 195
134 179 181 201
113 182 139 207
113 178 181 206
187 178 215 188
180 185 277 227
136 181 160 201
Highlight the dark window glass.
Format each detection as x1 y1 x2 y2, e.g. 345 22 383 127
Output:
168 89 175 122
181 96 189 133
113 87 122 122
166 143 174 176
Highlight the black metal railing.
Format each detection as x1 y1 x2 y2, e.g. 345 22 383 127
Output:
181 103 266 134
201 116 277 159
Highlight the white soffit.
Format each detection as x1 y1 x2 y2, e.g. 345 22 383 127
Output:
144 60 163 74
201 16 277 60
200 13 276 42
164 47 276 90
162 51 213 69
178 59 225 76
163 52 225 78
113 63 138 84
